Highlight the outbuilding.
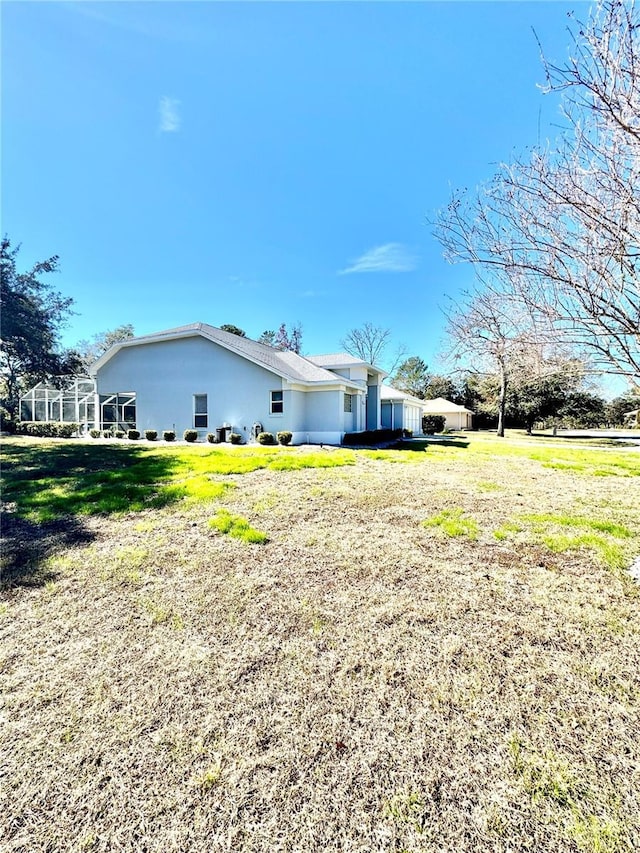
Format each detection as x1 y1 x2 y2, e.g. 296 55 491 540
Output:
422 397 474 431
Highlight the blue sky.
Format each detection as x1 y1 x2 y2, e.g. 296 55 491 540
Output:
3 0 589 374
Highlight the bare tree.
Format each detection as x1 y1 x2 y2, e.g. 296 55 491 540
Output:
444 282 561 436
434 0 640 382
340 322 408 373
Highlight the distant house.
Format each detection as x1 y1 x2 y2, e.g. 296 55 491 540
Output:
380 385 424 434
422 397 473 430
83 323 386 445
624 409 639 427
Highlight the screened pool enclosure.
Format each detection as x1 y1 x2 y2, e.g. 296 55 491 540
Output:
19 378 136 433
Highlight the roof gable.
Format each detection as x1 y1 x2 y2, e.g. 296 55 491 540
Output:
90 322 363 389
422 397 473 414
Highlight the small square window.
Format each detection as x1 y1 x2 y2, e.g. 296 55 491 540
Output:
270 390 284 414
194 394 208 428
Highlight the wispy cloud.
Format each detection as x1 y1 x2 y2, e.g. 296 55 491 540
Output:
158 96 181 133
339 243 418 275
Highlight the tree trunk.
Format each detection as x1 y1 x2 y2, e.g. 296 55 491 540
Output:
497 359 507 438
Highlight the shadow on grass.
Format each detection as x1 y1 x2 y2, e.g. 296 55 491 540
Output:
530 432 639 447
1 510 94 590
390 438 470 451
1 442 183 589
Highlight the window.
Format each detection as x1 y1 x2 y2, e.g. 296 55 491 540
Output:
344 394 352 413
194 394 208 428
270 390 284 414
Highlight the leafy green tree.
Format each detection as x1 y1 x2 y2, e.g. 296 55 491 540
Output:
390 357 430 398
557 392 607 428
605 393 640 426
258 330 276 346
1 237 80 420
75 324 135 371
219 324 246 337
507 372 572 434
424 374 459 402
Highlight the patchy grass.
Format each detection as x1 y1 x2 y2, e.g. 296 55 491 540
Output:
422 507 479 539
494 513 636 575
209 509 268 544
1 434 639 852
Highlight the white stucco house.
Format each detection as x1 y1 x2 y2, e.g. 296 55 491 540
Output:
380 385 424 434
84 323 387 445
422 397 474 431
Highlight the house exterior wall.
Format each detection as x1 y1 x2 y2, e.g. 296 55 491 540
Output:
442 411 472 430
95 336 359 444
381 401 422 433
97 336 290 440
366 382 380 430
423 409 473 430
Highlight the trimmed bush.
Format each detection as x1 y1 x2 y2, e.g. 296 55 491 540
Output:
277 431 293 446
229 432 242 444
89 429 101 439
128 429 141 440
342 428 403 446
206 433 218 443
402 429 413 439
144 430 158 441
163 430 176 442
183 429 198 443
15 421 79 438
56 423 78 438
115 430 125 439
102 430 113 439
257 431 275 445
422 415 446 435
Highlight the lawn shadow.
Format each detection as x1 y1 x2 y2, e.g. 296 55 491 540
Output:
391 437 471 451
1 441 183 589
1 510 94 590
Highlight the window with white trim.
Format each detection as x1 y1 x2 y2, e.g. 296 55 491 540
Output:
270 390 284 414
194 394 208 428
344 393 353 413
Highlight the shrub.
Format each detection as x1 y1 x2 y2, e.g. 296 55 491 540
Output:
206 433 218 443
257 431 275 445
102 429 113 439
229 432 242 444
402 428 413 439
128 429 140 440
422 415 446 435
55 423 77 438
145 430 158 441
15 421 79 438
342 428 403 446
277 431 293 446
183 429 198 443
163 430 176 442
89 429 101 439
115 430 125 439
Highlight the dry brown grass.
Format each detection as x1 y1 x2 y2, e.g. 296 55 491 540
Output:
1 435 639 852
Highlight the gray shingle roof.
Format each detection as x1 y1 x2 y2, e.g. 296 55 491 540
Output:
380 384 425 405
307 353 368 367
